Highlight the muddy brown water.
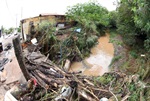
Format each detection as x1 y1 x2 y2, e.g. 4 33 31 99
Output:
69 33 114 76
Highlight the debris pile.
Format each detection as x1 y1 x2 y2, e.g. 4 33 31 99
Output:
0 58 9 71
11 51 150 101
4 43 12 51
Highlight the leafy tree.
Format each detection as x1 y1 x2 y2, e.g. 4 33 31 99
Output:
117 0 150 51
4 27 14 34
117 1 137 46
17 26 21 32
117 0 150 79
66 2 109 35
132 0 150 52
108 11 117 28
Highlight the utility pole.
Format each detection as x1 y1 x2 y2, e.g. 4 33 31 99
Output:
16 14 18 29
21 7 23 19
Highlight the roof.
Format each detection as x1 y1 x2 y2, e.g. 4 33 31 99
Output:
21 13 65 22
39 13 65 16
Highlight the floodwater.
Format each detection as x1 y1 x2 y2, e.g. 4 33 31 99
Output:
69 33 114 76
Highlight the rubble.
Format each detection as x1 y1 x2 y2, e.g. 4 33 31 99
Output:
0 58 9 71
10 47 150 101
4 43 12 51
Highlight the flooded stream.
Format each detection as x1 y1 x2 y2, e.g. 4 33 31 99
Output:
69 33 114 76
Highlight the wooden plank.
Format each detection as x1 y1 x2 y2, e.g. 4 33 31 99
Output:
13 35 30 80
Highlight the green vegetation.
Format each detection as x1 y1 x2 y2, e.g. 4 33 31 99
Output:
17 26 21 32
94 73 115 85
114 0 150 80
117 0 150 53
93 72 150 101
110 55 122 66
66 2 109 36
108 11 117 28
34 2 110 65
1 26 21 34
4 27 14 34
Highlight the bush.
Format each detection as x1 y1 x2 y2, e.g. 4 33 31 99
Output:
66 2 109 34
117 0 150 52
108 11 117 28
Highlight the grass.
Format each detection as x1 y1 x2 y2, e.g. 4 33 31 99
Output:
109 28 118 38
110 55 122 66
109 29 123 45
94 73 115 86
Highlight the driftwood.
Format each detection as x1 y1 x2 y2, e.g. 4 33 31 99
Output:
30 71 48 89
23 51 110 100
15 50 147 101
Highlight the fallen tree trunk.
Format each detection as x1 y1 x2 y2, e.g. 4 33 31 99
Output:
13 35 31 81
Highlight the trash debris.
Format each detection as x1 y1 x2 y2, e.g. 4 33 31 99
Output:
31 38 38 45
4 43 12 51
0 66 4 71
100 97 108 101
75 28 81 33
140 54 145 57
0 42 3 53
0 37 3 53
0 58 9 71
10 49 150 101
55 86 72 101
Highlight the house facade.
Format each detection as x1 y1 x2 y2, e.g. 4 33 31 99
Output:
20 14 66 41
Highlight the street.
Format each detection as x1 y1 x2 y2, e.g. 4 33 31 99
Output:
0 34 26 101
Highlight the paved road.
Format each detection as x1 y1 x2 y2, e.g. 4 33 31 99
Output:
0 34 26 101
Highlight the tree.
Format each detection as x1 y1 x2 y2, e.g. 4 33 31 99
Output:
5 27 14 34
17 26 21 32
132 0 150 53
66 2 109 36
117 0 150 79
108 11 117 28
117 0 150 51
117 1 137 46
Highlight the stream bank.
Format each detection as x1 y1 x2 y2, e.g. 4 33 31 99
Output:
70 33 114 76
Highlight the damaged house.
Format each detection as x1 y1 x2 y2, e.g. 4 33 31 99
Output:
20 14 67 42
